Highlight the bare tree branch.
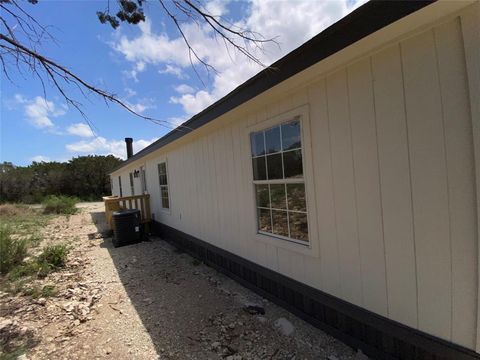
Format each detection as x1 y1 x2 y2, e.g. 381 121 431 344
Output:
0 0 277 132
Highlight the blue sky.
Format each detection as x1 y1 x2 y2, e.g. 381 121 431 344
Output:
1 0 363 165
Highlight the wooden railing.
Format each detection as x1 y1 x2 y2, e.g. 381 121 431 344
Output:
102 194 151 230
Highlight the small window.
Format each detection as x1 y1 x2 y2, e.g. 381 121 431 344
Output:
129 172 135 196
118 176 123 197
250 118 308 243
140 166 147 193
158 162 170 209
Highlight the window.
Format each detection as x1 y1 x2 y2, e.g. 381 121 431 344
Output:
250 118 308 243
158 162 170 209
118 176 123 197
140 166 147 193
129 172 135 195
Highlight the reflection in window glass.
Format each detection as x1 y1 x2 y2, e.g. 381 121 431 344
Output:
258 208 272 232
265 126 281 154
288 212 308 242
266 154 283 180
283 150 303 178
250 119 308 243
281 121 301 150
270 184 286 209
255 185 270 208
272 210 289 237
287 183 306 212
252 157 266 181
250 132 265 157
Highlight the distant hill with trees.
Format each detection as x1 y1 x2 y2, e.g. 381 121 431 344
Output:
0 155 122 203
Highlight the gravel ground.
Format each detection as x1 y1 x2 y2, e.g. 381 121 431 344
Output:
1 202 367 360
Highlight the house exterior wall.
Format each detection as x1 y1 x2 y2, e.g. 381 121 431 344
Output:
111 2 480 351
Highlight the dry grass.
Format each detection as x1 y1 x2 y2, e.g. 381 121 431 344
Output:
0 204 33 217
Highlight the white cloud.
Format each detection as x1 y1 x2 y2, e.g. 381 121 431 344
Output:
124 60 147 82
124 87 137 98
67 123 95 138
114 20 191 67
170 90 214 116
30 155 50 163
174 84 195 94
10 95 67 129
14 94 27 104
113 0 365 115
124 99 155 114
66 137 158 159
158 64 187 79
25 96 66 128
168 116 188 127
120 88 155 114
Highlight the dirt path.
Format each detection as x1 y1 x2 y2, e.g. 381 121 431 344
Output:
1 202 366 360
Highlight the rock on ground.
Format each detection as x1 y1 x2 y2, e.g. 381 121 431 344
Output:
0 202 365 359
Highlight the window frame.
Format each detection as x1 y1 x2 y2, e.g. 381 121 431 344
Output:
140 165 147 194
157 160 171 212
129 172 135 196
252 120 308 245
247 105 319 257
118 176 123 197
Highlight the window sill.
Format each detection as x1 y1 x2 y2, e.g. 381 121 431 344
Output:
254 231 319 258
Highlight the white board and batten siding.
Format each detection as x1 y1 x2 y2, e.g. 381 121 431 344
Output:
111 3 480 351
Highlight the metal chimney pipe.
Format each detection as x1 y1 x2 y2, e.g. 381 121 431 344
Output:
125 138 133 159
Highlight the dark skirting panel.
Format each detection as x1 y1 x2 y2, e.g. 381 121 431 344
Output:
152 220 480 360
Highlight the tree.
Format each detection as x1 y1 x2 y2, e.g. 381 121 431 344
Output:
0 0 274 128
0 156 123 203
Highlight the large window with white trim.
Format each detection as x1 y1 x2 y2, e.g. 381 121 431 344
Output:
250 118 308 243
158 162 170 209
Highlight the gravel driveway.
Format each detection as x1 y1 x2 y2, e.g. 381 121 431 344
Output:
1 202 367 360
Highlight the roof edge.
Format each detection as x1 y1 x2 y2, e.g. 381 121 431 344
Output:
110 0 436 174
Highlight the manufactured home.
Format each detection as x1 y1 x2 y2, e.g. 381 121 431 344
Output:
109 1 480 359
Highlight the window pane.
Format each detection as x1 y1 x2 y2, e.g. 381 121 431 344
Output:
266 153 283 180
283 149 303 178
162 196 170 209
159 174 168 185
252 156 267 180
161 186 169 198
255 184 269 208
257 208 272 232
141 169 147 192
265 126 281 154
272 210 289 237
158 163 166 175
282 121 301 150
250 132 265 157
287 183 306 212
289 212 308 241
270 184 286 209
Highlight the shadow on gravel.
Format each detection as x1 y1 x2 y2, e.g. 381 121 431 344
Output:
88 209 356 360
0 322 40 358
89 210 241 359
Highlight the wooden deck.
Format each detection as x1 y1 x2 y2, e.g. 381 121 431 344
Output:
102 194 151 230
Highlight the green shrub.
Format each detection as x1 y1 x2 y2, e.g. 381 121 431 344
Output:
8 262 41 280
42 195 78 215
37 244 69 268
21 284 57 298
0 226 28 274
